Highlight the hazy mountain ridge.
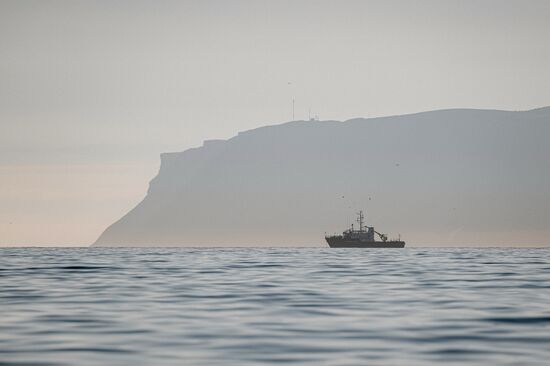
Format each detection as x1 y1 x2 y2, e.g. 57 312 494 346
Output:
94 107 550 247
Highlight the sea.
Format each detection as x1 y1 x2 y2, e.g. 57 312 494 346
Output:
1 247 549 366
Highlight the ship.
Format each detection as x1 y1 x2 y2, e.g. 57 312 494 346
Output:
325 211 405 248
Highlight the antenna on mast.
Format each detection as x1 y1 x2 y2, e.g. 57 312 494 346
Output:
292 99 295 120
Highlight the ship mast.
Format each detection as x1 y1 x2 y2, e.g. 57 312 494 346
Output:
357 210 365 232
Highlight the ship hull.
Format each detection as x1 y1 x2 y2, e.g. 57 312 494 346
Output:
326 237 405 248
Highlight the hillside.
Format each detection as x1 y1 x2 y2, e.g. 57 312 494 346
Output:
93 107 550 246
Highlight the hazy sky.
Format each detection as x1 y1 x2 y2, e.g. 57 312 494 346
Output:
1 0 549 246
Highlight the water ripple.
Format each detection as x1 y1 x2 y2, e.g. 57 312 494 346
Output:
1 247 549 365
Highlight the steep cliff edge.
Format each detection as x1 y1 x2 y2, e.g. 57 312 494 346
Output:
93 107 550 246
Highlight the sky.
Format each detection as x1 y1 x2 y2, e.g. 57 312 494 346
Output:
1 0 549 246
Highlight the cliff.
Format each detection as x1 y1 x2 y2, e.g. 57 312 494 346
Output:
93 107 550 246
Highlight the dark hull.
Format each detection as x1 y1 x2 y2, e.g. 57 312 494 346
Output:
326 237 405 248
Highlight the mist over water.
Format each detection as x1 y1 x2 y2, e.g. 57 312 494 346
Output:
1 248 549 365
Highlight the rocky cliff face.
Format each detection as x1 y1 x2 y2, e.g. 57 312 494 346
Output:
93 107 550 246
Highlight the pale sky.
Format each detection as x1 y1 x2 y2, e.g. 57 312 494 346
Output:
1 0 549 246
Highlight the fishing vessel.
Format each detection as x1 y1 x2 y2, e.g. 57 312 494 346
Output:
325 211 405 248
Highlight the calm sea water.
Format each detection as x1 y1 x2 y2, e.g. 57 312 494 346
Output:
1 248 549 365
